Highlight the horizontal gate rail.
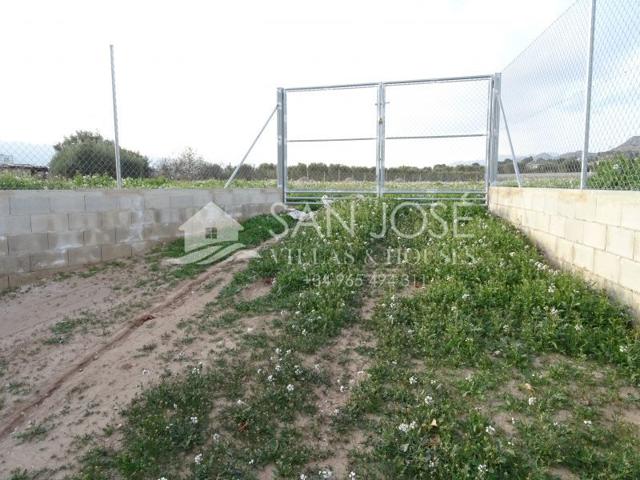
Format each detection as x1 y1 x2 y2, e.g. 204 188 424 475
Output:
283 74 494 92
287 137 376 143
386 133 486 141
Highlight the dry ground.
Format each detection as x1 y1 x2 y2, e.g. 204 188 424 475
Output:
0 248 268 477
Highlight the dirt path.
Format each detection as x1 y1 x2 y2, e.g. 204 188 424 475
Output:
0 248 267 478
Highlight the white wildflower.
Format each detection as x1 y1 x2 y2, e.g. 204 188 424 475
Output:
584 419 592 426
286 384 295 392
194 453 203 464
398 423 410 433
212 433 220 442
485 425 496 435
190 416 198 424
528 397 536 406
409 376 417 385
319 468 333 479
348 472 356 479
267 374 274 383
478 464 488 475
462 293 471 300
424 395 434 405
620 345 629 353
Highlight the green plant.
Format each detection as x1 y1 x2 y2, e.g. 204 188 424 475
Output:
49 130 150 179
590 154 640 190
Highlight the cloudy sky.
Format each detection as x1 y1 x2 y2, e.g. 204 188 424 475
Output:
2 0 601 169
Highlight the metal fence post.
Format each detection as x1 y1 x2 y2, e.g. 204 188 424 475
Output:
277 88 287 203
376 83 386 197
109 44 122 189
224 105 277 189
580 0 597 190
486 74 501 190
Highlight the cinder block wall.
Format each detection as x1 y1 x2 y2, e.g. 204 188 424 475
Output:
489 187 640 317
0 188 280 289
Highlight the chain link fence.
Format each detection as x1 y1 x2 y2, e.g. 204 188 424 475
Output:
498 0 640 190
281 78 492 204
1 1 638 192
0 45 278 191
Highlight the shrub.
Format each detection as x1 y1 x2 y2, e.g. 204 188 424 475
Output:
155 148 226 180
49 131 150 178
589 154 640 190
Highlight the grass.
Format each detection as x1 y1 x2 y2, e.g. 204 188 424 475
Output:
43 312 106 345
156 212 296 282
0 173 276 190
14 199 640 479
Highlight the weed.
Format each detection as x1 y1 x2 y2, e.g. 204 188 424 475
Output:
43 199 640 479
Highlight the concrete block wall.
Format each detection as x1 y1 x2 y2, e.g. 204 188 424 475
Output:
0 188 280 289
489 187 640 317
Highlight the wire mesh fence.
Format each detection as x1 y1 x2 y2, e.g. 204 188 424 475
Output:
1 0 638 192
498 0 640 191
281 77 493 204
284 85 378 194
0 45 278 191
383 78 490 194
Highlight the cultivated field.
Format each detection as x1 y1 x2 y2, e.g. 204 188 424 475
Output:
1 200 639 479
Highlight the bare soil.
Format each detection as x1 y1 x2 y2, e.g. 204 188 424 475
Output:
0 248 270 478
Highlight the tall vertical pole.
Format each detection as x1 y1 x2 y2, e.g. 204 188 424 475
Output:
376 83 386 197
110 44 122 189
486 73 501 196
580 0 597 190
277 88 287 203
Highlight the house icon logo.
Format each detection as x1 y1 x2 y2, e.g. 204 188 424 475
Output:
173 202 247 265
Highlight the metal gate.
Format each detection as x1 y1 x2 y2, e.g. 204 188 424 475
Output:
277 74 501 205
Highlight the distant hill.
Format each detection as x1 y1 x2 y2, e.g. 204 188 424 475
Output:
607 136 640 153
532 153 558 161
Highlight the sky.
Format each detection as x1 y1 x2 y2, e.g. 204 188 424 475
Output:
1 0 595 169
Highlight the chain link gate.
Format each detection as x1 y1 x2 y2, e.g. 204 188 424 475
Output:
277 75 501 205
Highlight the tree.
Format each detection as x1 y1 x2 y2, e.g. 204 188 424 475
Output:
49 130 150 178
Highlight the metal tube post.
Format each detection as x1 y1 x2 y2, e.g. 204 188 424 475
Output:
580 0 597 189
224 105 277 189
499 97 522 187
277 88 288 203
277 88 284 193
109 45 122 189
376 83 386 197
486 74 501 193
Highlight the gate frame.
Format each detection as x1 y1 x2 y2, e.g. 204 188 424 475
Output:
278 74 501 205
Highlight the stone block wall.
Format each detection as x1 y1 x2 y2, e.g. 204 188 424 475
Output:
0 188 281 289
489 187 640 317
